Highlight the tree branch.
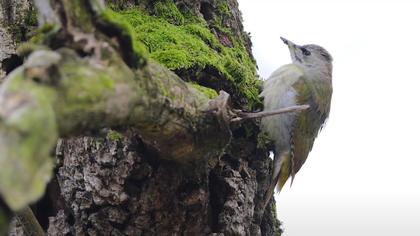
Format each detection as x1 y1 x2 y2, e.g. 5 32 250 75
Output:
0 46 232 209
231 105 310 122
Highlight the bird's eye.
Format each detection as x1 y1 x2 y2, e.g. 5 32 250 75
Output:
301 47 311 56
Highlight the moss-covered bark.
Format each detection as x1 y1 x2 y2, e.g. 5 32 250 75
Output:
1 0 282 235
112 5 260 108
0 20 228 212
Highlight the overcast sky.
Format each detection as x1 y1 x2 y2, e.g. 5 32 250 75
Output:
237 1 420 235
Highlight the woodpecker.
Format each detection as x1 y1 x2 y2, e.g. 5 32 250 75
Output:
260 37 333 208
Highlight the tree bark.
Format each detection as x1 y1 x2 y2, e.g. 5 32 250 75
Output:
1 0 283 235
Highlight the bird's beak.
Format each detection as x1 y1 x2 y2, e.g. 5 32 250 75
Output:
280 37 297 48
281 37 302 63
280 37 289 45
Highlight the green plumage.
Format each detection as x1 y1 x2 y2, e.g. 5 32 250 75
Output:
289 77 332 180
262 38 333 209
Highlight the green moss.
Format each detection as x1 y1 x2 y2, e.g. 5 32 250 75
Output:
27 23 60 45
16 23 60 58
16 43 48 57
54 48 140 134
262 198 283 235
107 129 124 141
257 131 272 149
116 8 260 108
184 24 222 51
271 203 283 236
188 82 218 99
63 0 94 32
153 0 184 25
98 8 149 67
24 6 38 27
0 68 57 210
59 59 115 112
216 1 231 17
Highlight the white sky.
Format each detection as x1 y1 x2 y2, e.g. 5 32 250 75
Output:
238 1 420 235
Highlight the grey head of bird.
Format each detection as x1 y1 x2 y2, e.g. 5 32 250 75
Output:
280 37 333 80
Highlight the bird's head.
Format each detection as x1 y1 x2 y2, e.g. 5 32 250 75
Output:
281 37 333 78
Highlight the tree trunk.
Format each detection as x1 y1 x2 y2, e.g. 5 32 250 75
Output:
1 0 282 235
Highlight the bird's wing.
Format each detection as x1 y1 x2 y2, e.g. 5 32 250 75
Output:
260 64 304 101
289 78 332 181
260 64 304 151
260 64 305 182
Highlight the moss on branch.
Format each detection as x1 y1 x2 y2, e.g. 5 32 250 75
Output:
97 8 148 68
188 82 218 99
0 63 58 211
115 7 260 108
0 43 228 211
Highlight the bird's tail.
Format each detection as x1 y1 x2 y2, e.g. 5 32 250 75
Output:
262 171 281 210
262 152 291 210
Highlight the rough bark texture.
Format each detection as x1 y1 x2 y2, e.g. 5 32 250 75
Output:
45 125 280 235
2 0 282 235
0 0 34 80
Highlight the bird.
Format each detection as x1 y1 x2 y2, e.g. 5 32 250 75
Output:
260 37 333 209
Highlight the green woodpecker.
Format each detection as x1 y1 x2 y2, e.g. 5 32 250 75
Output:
260 37 333 208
